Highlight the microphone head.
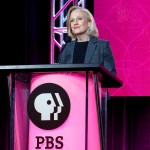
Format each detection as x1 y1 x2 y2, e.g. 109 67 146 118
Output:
64 36 71 43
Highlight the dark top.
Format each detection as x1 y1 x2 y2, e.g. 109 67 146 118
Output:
73 41 88 64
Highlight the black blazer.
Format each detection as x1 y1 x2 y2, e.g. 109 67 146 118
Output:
59 36 116 75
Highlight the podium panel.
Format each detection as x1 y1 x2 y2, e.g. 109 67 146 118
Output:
29 73 101 149
13 72 101 150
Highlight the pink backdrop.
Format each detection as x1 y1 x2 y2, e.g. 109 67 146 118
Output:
94 0 150 96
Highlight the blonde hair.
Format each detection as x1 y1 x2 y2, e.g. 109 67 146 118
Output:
66 6 99 39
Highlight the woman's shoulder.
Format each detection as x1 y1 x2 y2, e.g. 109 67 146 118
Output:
91 36 109 42
90 36 109 45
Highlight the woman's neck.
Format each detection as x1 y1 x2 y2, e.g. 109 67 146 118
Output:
76 35 90 42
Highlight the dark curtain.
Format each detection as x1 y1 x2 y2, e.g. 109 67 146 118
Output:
107 96 150 150
1 0 50 65
24 0 50 64
0 75 10 150
0 0 50 149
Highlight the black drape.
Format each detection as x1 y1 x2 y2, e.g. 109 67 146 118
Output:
107 96 150 150
0 75 10 150
1 1 50 149
1 0 50 65
24 0 50 64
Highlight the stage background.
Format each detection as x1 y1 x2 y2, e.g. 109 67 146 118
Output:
94 0 150 96
0 1 150 150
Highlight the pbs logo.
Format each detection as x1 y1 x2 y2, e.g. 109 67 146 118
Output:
27 83 71 130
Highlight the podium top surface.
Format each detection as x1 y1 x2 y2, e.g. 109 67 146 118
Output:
0 64 123 87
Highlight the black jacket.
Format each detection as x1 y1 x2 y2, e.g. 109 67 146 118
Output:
59 37 116 75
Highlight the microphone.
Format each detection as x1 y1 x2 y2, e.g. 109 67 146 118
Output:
55 36 72 63
60 36 71 52
64 35 72 43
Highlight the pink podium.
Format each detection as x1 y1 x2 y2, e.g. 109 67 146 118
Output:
1 64 122 150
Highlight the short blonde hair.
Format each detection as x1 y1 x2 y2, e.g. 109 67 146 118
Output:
66 6 99 39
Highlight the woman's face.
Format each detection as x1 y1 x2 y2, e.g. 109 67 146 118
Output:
69 9 90 36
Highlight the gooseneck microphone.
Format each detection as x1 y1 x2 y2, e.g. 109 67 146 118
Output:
64 35 72 43
55 36 72 63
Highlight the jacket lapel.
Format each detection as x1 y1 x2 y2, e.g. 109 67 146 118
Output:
84 37 97 63
67 40 76 63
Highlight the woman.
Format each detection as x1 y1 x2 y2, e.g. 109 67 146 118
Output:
59 6 116 75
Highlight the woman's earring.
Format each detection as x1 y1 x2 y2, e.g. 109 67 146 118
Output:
88 27 91 33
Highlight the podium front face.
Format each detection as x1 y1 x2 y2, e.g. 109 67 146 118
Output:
11 72 102 150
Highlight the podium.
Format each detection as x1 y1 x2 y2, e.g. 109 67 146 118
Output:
0 64 122 150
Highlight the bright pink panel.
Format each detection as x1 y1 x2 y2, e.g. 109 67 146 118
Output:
14 80 29 150
94 0 150 96
28 73 101 150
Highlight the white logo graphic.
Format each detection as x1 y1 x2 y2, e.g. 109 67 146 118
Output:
34 93 64 121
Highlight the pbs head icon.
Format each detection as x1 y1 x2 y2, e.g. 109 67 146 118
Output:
27 83 71 130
